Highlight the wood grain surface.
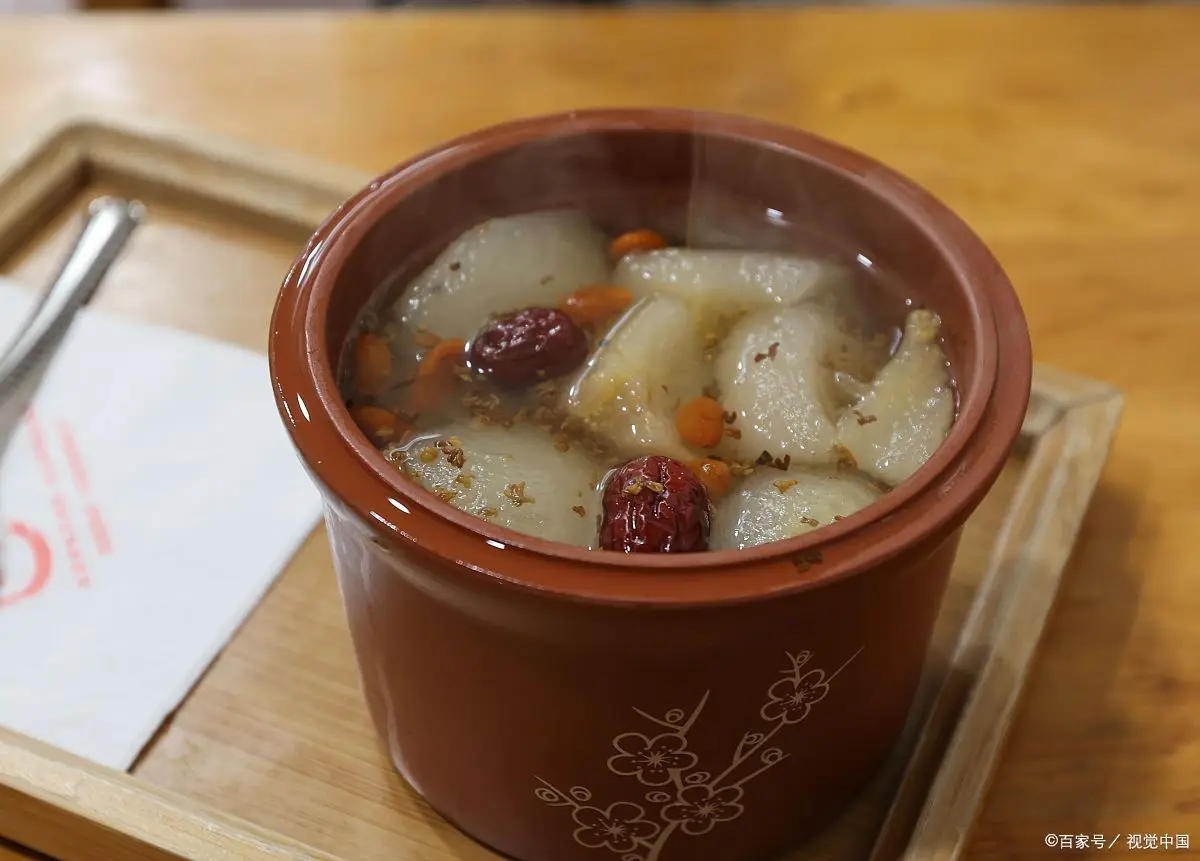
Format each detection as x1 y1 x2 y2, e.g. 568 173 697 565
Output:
0 840 50 861
0 7 1195 859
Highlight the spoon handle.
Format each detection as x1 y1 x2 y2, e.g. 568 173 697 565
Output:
0 197 143 459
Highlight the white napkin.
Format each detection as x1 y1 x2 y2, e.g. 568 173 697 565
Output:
0 281 323 770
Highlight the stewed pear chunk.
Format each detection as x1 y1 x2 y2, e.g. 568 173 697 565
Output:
396 211 611 342
835 309 954 487
614 249 845 317
714 304 844 466
395 422 598 549
711 469 882 550
564 295 710 462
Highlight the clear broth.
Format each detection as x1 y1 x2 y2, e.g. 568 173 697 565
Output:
340 207 956 553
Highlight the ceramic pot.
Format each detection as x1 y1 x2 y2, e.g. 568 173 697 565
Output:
269 109 1031 861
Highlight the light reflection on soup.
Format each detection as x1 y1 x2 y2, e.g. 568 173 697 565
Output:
341 210 955 555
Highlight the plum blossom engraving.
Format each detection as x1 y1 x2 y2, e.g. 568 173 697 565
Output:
760 668 831 724
534 646 862 861
573 802 661 852
608 733 698 786
661 785 745 835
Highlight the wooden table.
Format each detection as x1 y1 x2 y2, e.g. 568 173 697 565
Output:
0 7 1196 858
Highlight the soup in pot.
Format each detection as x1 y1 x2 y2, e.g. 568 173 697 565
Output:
340 210 955 554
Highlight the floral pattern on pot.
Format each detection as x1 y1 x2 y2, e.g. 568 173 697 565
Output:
534 647 862 860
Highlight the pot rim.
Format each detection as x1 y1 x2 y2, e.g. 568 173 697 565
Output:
269 107 1031 608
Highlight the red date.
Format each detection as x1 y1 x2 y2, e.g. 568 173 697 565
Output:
599 455 712 553
467 307 588 389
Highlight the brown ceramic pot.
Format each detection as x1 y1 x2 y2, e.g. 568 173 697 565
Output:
269 109 1031 861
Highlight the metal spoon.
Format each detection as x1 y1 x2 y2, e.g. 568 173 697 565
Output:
0 197 143 464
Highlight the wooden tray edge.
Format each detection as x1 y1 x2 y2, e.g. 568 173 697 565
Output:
0 97 373 262
0 105 1126 861
0 727 340 861
870 370 1123 861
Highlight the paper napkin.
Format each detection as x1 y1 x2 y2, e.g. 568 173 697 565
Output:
0 281 323 770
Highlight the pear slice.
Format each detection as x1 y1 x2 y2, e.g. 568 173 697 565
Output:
614 248 846 329
711 469 882 550
395 422 599 549
395 211 611 342
564 295 711 462
836 309 954 487
714 304 846 467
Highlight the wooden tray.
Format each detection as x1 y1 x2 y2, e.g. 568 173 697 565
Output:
0 106 1124 861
